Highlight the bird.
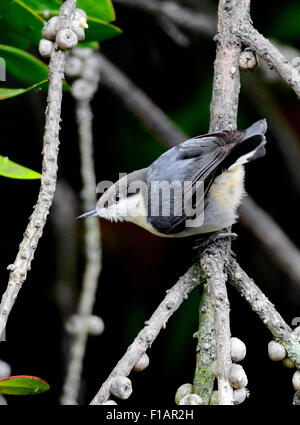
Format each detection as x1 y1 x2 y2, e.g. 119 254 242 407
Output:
77 119 267 241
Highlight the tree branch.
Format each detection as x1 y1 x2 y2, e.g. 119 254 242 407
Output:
236 22 300 97
0 0 78 340
227 258 300 368
199 0 251 404
90 265 200 404
193 281 216 404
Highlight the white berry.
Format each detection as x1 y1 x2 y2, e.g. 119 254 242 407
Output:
0 360 11 378
268 341 286 361
228 364 248 389
42 17 60 40
292 371 300 391
231 337 246 362
56 29 78 50
175 383 193 405
39 39 54 58
133 353 149 372
87 315 105 336
179 394 203 405
233 388 247 404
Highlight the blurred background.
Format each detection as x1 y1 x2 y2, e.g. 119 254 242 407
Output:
0 0 300 405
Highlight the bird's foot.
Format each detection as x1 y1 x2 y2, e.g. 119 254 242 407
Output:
192 231 238 251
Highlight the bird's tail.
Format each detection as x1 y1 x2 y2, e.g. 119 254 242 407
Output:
243 118 267 140
228 119 267 169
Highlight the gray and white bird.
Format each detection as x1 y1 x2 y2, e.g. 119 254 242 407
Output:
78 119 267 238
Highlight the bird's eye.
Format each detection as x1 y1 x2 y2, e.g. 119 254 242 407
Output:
115 194 120 202
104 201 108 208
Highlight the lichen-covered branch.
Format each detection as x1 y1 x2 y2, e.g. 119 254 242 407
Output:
113 0 215 36
236 22 300 97
90 265 200 404
0 0 78 340
228 259 300 368
199 0 251 405
200 244 233 404
193 282 216 404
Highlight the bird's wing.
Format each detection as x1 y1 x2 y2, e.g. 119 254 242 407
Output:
147 133 239 235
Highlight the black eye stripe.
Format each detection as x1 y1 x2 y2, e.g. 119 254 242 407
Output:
127 188 140 197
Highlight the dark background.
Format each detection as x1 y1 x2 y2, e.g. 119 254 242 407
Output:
0 0 300 406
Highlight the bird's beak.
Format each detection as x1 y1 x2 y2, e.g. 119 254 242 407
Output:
76 209 97 220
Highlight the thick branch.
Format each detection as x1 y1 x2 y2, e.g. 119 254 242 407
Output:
228 259 300 368
201 0 251 404
0 0 77 339
113 0 215 36
193 282 216 404
236 22 300 97
90 265 200 404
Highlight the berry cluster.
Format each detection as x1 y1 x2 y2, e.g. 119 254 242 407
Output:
175 336 248 405
39 9 88 57
268 326 300 405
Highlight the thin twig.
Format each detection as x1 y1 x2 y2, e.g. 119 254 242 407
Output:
240 197 300 287
113 0 216 36
236 22 300 97
228 259 300 368
0 0 78 340
90 265 200 404
60 100 102 405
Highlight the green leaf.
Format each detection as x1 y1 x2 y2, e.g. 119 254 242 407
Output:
0 0 44 49
34 11 122 42
25 0 115 22
0 375 50 395
77 0 115 22
0 80 47 100
29 2 121 43
0 44 48 86
84 16 122 43
78 40 100 50
0 155 41 179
